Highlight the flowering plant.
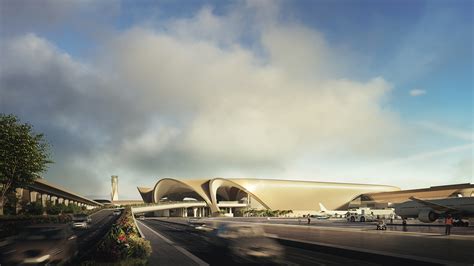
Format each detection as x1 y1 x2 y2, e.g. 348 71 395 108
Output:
95 207 151 262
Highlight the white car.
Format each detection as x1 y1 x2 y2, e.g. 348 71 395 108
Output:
72 214 91 229
72 220 89 229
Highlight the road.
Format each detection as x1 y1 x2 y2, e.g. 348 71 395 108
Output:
73 208 119 260
139 218 407 266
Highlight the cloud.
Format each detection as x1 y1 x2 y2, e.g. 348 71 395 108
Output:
1 4 406 197
104 24 400 160
0 0 120 37
380 143 473 167
453 158 474 184
409 89 426 96
416 121 473 141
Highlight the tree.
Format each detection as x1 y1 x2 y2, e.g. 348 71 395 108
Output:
0 114 52 215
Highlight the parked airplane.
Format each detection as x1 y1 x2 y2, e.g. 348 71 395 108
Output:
318 203 349 217
394 196 474 223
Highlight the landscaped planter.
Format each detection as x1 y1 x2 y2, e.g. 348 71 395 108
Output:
92 207 151 265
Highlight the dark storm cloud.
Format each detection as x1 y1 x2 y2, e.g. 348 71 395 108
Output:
0 0 120 37
0 34 142 197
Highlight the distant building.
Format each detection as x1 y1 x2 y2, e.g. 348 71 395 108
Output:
111 175 119 201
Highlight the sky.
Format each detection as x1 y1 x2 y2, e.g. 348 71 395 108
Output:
0 0 472 200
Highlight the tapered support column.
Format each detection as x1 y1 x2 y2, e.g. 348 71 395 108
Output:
41 194 49 215
50 196 57 205
30 191 38 202
15 188 24 214
41 194 48 207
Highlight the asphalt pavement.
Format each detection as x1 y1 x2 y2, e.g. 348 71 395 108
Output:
138 218 400 266
137 219 208 266
73 209 119 259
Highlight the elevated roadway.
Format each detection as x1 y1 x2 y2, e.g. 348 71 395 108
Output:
17 178 102 210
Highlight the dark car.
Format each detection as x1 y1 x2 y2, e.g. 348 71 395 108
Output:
212 224 285 263
0 224 78 265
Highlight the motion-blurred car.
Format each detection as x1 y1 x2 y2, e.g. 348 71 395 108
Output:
212 224 285 263
188 218 213 232
72 214 91 229
0 224 77 265
188 218 205 227
112 209 121 216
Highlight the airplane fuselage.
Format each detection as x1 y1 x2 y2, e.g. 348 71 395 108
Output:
394 197 474 222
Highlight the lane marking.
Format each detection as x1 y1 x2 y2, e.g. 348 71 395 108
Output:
137 220 209 266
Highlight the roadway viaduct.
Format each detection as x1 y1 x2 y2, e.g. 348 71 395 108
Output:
131 201 248 217
15 178 102 211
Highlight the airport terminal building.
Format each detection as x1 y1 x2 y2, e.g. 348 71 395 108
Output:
137 178 401 216
137 178 474 217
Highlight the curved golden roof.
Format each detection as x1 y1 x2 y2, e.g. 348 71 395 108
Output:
138 177 400 215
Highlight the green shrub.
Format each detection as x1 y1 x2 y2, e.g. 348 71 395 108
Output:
63 204 84 214
128 236 152 259
23 201 44 215
45 203 63 215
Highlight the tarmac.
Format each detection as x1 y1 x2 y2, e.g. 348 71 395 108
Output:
209 217 474 265
136 217 474 265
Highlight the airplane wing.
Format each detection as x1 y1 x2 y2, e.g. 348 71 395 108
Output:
409 197 459 212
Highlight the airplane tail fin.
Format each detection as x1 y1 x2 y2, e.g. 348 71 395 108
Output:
319 203 327 212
